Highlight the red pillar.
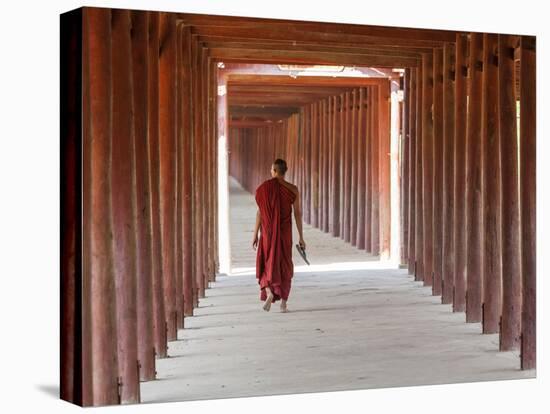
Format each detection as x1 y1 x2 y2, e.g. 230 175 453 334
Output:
331 96 340 237
350 90 358 246
130 10 155 381
181 25 194 317
401 72 410 265
365 89 373 253
441 43 455 305
466 33 484 323
407 68 417 275
111 9 140 403
519 35 536 370
421 52 434 286
378 82 391 259
498 34 521 349
481 33 502 334
83 7 119 406
432 48 444 295
371 87 380 254
147 11 168 358
343 92 352 243
356 88 366 249
453 34 468 312
159 12 178 340
414 64 424 281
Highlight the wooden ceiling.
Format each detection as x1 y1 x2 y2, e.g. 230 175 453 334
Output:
176 12 462 126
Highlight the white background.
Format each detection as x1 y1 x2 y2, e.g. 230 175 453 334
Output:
0 0 547 412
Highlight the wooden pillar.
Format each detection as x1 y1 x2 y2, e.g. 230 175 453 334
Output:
407 68 417 275
414 63 424 281
453 34 468 312
175 23 184 325
466 33 483 322
466 32 484 323
111 9 140 403
401 70 410 265
130 10 155 381
498 34 521 349
432 48 444 295
319 100 326 232
324 99 331 233
344 92 352 242
83 8 119 406
158 12 178 340
357 88 366 249
305 106 311 225
365 89 372 252
441 43 455 304
371 86 380 255
422 52 434 286
311 102 319 228
350 90 358 245
339 95 345 238
61 8 83 405
181 25 194 317
481 33 502 334
147 12 167 358
519 35 536 370
379 82 391 259
331 96 340 237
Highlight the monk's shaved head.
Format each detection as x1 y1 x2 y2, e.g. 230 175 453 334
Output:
272 158 288 176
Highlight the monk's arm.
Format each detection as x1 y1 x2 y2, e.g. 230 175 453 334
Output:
293 192 305 248
252 208 261 249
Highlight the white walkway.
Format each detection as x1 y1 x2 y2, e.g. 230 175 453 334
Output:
141 177 533 403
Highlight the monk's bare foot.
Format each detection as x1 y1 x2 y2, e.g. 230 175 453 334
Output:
280 301 288 313
263 293 274 312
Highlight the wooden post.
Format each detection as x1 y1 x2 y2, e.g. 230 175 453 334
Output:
324 99 331 232
147 11 167 358
351 90 358 246
339 95 346 238
319 100 326 232
371 86 380 255
414 63 424 281
379 82 391 259
331 96 340 237
344 92 352 243
422 52 434 286
453 34 468 312
407 68 417 275
432 48 444 295
111 9 140 403
61 8 84 405
83 8 120 406
365 89 373 253
181 25 194 317
175 23 184 323
481 33 502 334
466 32 484 323
498 34 521 348
130 10 155 381
311 102 319 228
441 43 455 304
159 12 178 340
357 88 366 249
401 70 410 265
519 35 536 370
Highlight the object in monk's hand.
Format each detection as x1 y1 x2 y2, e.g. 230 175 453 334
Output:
295 244 310 265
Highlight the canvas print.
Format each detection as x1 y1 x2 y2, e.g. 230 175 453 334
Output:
60 6 536 407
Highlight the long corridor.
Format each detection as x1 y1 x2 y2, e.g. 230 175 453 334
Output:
141 177 532 403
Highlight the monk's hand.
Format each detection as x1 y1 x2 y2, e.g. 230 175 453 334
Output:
252 234 258 250
299 237 306 250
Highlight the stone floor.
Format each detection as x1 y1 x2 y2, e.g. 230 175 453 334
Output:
141 176 534 403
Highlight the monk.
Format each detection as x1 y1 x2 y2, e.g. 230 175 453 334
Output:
252 158 305 313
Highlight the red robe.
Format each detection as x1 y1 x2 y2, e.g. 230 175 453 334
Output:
255 177 296 302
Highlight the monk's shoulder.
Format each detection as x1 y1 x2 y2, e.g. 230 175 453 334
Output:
282 181 299 196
